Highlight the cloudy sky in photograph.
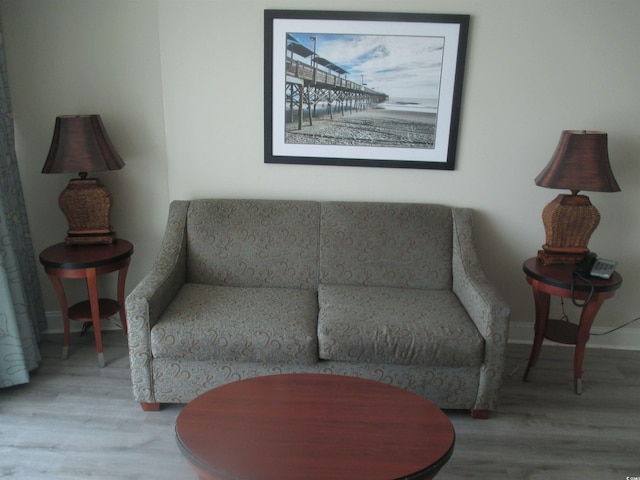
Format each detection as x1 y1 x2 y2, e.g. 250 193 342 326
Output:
287 33 445 100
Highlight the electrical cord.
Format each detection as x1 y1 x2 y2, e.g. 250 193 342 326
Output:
559 297 640 336
590 317 640 336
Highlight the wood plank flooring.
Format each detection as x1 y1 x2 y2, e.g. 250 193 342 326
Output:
1 331 639 479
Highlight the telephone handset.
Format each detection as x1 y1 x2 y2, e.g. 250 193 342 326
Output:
571 253 617 307
574 252 618 279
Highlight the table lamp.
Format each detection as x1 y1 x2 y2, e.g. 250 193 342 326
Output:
535 130 620 265
42 115 124 245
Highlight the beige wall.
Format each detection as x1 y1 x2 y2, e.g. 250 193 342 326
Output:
2 0 639 347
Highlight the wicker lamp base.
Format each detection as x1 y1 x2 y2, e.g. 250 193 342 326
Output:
537 193 599 265
58 177 117 245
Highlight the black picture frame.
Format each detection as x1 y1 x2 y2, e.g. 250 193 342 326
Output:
264 10 469 170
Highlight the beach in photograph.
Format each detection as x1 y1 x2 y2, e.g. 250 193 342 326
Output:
284 108 437 149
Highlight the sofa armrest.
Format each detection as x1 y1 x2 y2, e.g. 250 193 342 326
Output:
451 208 511 412
126 200 190 403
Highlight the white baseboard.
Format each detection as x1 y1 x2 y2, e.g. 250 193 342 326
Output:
43 311 640 351
508 321 640 350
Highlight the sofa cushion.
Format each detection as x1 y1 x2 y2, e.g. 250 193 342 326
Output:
185 199 320 289
317 284 484 367
319 202 453 290
151 284 319 364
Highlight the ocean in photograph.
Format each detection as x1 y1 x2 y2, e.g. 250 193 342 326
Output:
376 97 438 114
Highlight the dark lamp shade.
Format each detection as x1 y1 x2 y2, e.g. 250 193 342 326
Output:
535 130 620 193
42 115 124 174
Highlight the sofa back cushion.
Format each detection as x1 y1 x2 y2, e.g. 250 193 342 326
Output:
319 202 453 290
186 199 320 289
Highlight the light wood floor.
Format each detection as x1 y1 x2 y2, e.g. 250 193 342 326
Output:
1 331 639 479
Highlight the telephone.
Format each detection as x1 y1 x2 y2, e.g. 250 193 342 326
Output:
574 252 618 279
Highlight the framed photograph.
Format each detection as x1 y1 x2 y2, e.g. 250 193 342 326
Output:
264 10 470 170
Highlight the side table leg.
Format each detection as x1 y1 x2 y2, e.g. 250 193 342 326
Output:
117 261 130 334
573 294 605 394
86 268 105 368
524 282 550 382
48 274 70 360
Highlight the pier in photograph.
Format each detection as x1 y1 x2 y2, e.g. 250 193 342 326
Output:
285 35 388 130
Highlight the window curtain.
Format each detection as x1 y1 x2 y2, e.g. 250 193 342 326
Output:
0 18 47 388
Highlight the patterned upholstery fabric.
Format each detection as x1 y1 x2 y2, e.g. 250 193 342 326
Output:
451 208 512 411
150 358 481 409
185 199 320 289
150 284 318 364
319 202 452 290
317 284 484 367
126 199 511 414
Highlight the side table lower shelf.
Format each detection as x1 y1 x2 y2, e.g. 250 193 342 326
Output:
523 319 581 391
544 319 579 345
66 299 125 367
68 299 121 322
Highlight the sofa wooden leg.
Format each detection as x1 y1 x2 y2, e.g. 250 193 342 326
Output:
470 409 492 419
140 402 161 412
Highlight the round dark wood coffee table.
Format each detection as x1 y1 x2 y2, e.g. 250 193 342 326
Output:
175 374 455 480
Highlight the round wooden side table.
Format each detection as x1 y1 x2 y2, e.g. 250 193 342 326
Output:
522 257 622 394
39 240 134 367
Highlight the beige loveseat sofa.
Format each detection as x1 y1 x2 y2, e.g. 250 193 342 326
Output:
126 199 510 418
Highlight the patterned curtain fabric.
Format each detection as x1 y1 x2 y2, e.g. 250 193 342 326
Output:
0 18 47 388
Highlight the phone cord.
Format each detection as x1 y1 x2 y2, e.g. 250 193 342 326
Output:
571 271 594 307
